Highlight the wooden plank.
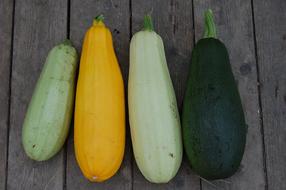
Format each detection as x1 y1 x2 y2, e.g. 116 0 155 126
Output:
253 0 286 189
0 0 14 189
66 0 132 189
193 0 266 189
131 0 201 189
7 0 68 189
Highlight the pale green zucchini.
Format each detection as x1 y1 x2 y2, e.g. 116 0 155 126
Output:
128 16 182 183
22 40 78 161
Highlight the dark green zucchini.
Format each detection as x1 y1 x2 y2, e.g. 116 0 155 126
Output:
182 9 246 179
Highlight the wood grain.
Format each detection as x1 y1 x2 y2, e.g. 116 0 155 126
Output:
193 0 266 189
253 0 286 189
7 0 68 189
131 0 201 189
66 0 132 189
0 0 14 189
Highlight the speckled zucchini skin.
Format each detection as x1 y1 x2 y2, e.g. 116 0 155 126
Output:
182 38 246 179
22 40 78 161
128 30 183 183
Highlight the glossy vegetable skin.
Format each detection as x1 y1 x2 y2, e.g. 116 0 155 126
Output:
182 10 247 179
22 40 78 161
74 15 125 182
128 15 183 183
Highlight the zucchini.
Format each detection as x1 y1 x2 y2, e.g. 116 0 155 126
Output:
22 40 78 161
182 10 247 179
74 16 125 182
128 15 183 183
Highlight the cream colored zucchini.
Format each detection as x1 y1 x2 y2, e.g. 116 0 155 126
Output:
22 40 78 161
128 15 182 183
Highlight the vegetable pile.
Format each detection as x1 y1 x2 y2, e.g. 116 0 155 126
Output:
21 9 246 183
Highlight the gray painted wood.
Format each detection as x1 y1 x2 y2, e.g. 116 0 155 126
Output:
66 0 132 189
193 0 266 189
0 0 14 189
131 0 201 189
7 0 68 189
253 0 286 189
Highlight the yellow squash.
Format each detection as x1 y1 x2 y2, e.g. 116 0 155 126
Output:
74 15 125 182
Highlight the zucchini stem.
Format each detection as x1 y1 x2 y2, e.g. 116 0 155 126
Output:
93 14 105 26
143 15 154 31
203 9 217 38
95 14 104 22
62 39 72 46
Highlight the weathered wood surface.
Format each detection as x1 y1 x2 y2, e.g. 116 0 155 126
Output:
193 0 266 189
0 0 14 189
131 0 201 189
2 0 286 190
66 0 132 189
253 0 286 189
7 0 68 189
